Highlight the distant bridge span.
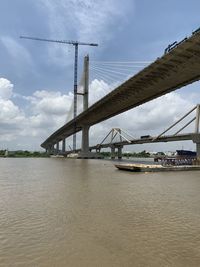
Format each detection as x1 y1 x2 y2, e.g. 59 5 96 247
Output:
54 133 200 159
41 30 200 151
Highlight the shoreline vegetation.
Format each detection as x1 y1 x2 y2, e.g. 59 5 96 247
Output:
0 150 152 158
0 150 49 158
100 150 151 158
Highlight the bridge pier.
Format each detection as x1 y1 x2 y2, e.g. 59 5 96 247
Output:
48 144 53 155
111 146 115 159
56 142 59 155
192 134 200 158
77 125 102 159
117 146 123 159
82 125 90 153
62 139 66 153
51 144 55 155
196 143 200 158
111 145 123 159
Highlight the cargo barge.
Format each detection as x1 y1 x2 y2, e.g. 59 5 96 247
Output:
115 163 200 172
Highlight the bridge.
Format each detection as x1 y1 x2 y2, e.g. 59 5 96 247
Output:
52 103 200 158
41 29 200 157
52 132 200 158
90 133 199 159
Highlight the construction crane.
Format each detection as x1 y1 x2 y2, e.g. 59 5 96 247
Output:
20 35 98 151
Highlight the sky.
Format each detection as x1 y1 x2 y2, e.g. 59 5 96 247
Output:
0 0 200 152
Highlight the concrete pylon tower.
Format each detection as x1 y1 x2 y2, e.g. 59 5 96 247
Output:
83 54 89 111
77 55 102 159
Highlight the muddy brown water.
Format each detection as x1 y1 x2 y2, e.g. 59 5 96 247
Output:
0 158 200 266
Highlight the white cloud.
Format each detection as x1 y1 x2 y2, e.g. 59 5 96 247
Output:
34 0 133 65
31 90 73 115
0 99 23 124
89 79 112 103
0 79 26 142
38 0 132 42
0 78 13 100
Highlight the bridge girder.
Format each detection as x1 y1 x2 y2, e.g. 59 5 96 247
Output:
41 30 200 149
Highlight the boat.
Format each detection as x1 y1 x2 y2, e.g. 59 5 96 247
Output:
154 150 197 165
176 150 196 156
115 163 200 172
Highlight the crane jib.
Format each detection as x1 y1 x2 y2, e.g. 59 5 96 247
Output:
20 34 98 151
20 36 98 46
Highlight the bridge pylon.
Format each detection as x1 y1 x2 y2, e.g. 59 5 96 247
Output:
77 55 102 159
97 128 134 159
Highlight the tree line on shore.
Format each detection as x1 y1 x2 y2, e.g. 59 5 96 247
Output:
0 149 152 158
0 150 49 158
100 150 151 158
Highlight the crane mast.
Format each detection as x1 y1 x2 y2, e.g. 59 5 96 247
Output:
20 36 98 151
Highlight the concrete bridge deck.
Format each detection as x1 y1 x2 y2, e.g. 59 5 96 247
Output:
41 30 200 149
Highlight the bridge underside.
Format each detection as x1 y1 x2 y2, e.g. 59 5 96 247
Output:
41 31 200 149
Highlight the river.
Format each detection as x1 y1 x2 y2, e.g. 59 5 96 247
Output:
0 158 200 266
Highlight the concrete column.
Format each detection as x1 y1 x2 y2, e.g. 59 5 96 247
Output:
195 104 200 133
62 139 66 153
51 144 54 154
56 142 59 154
192 134 200 158
117 146 123 159
47 145 52 155
82 125 90 153
196 143 200 157
77 125 102 158
46 147 51 155
111 146 115 159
